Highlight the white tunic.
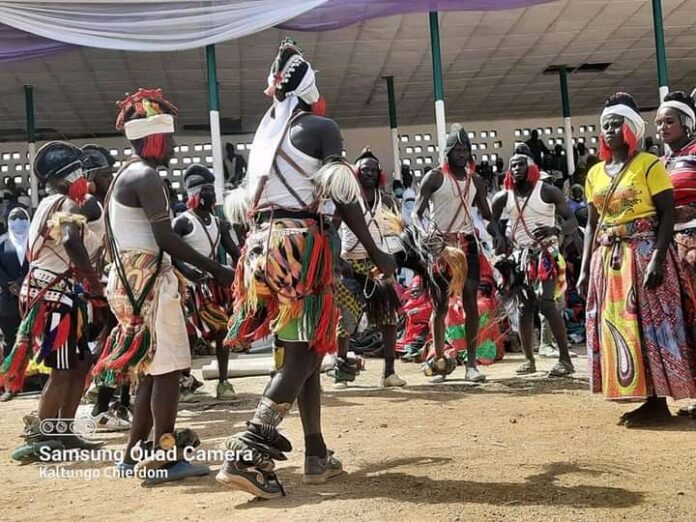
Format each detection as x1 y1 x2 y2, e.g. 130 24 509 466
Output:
174 210 220 269
504 182 556 248
341 192 401 259
429 171 477 234
255 115 323 211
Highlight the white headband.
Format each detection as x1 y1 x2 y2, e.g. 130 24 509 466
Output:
658 100 696 131
601 104 645 140
123 113 175 141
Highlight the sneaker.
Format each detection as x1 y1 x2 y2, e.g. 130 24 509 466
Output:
303 450 344 484
538 345 560 358
93 408 131 432
381 373 406 388
179 389 201 403
190 375 204 392
216 381 236 400
333 380 348 390
464 367 487 383
216 460 285 499
0 390 16 402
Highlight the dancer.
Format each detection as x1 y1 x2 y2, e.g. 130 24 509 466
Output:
413 124 503 382
491 146 577 376
219 39 395 498
334 148 406 388
92 88 235 481
80 144 132 431
173 164 240 400
578 92 696 427
654 90 696 417
1 141 105 458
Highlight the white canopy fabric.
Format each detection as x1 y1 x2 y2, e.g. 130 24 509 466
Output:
0 1 329 51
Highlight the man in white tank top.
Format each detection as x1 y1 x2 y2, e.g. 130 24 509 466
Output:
92 89 235 484
218 39 396 499
2 142 106 460
173 165 240 402
491 146 577 377
333 148 406 389
413 124 504 383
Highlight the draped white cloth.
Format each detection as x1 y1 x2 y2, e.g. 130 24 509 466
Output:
0 1 329 51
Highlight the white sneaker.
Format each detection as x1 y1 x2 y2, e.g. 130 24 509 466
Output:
464 367 486 383
333 381 348 390
381 373 407 388
538 345 560 358
93 409 131 432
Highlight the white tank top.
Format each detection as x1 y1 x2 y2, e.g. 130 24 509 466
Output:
505 182 556 248
255 114 323 210
429 171 477 234
174 210 220 269
84 202 105 265
340 192 402 259
28 194 72 274
108 196 163 257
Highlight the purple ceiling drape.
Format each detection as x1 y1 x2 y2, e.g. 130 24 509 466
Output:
0 0 553 63
279 0 555 31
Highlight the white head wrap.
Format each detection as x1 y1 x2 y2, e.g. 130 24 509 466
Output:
123 114 175 141
247 50 321 199
658 100 696 132
600 104 645 141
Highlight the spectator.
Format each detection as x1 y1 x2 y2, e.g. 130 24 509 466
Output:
401 166 416 226
0 207 30 401
525 129 550 166
16 189 31 212
223 143 247 188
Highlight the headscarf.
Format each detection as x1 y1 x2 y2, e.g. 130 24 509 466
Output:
184 164 216 209
441 124 476 174
247 38 322 199
658 97 696 135
7 206 29 265
599 93 644 160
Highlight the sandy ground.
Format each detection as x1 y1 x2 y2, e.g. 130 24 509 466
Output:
2 350 696 522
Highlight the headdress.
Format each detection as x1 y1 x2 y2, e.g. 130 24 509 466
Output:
504 143 540 189
34 141 82 182
599 92 644 160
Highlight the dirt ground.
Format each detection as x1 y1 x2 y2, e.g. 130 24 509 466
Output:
2 350 696 522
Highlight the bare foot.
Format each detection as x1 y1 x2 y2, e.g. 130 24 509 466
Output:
619 397 672 428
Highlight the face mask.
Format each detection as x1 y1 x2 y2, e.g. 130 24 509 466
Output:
68 177 88 203
394 188 404 198
8 218 29 238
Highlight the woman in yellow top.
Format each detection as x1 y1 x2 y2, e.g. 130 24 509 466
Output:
578 92 696 427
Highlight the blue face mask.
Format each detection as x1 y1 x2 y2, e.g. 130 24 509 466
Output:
394 188 404 198
8 218 29 238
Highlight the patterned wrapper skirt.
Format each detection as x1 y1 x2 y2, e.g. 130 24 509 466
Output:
184 277 231 340
225 218 338 355
336 258 400 338
587 217 696 401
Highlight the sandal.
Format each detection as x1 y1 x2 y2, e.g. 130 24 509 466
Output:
548 361 575 377
516 360 536 375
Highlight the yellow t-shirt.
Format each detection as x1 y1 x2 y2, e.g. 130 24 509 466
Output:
585 152 673 226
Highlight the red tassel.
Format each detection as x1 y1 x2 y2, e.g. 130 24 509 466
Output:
53 315 72 351
139 133 169 162
599 135 612 162
110 331 144 370
3 341 30 393
304 232 322 288
187 194 201 210
311 96 327 117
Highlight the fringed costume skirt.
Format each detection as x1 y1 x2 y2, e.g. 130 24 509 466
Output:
93 251 190 385
225 218 338 354
0 268 90 392
587 217 696 401
184 277 231 340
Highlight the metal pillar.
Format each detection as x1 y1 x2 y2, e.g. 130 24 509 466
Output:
206 44 224 202
652 0 670 102
559 66 575 179
384 76 401 181
25 85 38 210
429 12 446 164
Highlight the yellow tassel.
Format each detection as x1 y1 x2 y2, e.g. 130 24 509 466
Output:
380 209 405 235
47 212 88 242
440 246 468 296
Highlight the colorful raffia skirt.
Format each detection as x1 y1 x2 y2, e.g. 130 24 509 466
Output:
225 218 338 354
0 268 89 392
184 278 231 340
587 218 696 401
94 251 190 385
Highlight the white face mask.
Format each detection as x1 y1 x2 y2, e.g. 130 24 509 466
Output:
8 217 29 239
